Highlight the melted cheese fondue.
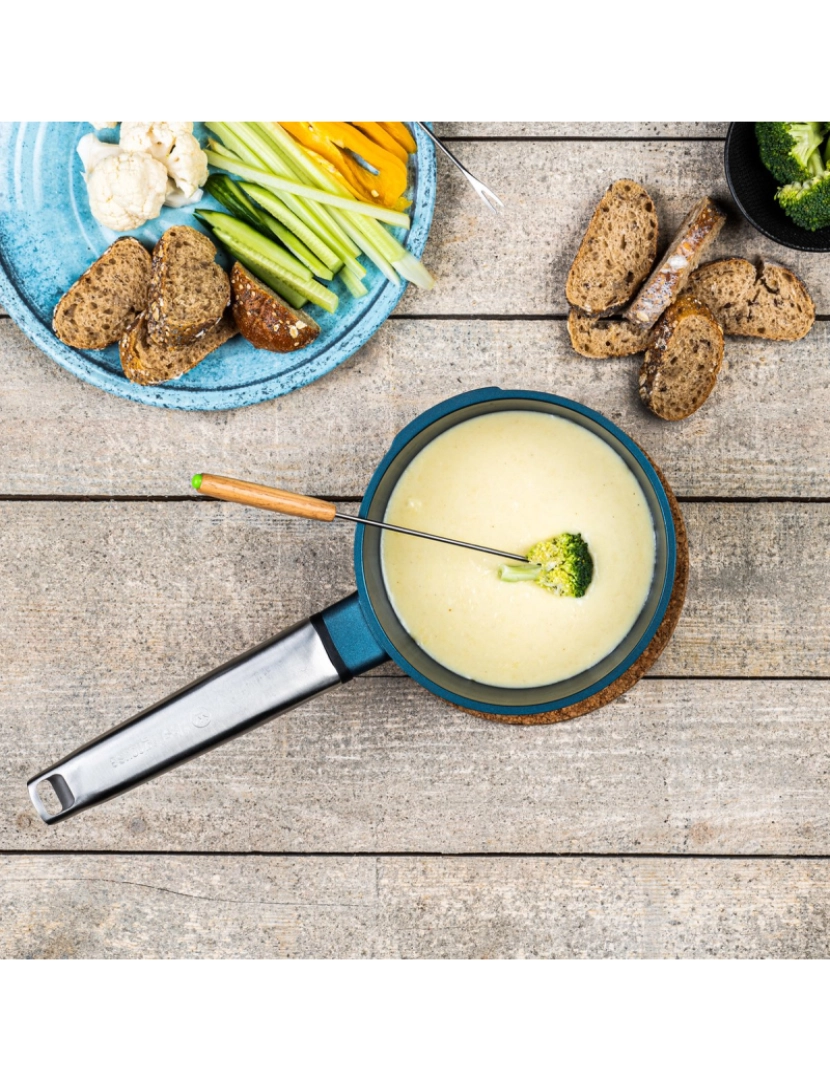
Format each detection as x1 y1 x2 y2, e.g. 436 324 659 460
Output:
380 410 656 688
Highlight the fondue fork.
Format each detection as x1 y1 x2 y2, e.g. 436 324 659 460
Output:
192 473 531 563
415 123 504 214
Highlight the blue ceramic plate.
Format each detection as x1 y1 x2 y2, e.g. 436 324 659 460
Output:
0 123 436 410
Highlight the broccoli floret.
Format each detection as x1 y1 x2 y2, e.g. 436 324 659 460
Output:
498 533 594 597
776 170 830 230
755 122 827 184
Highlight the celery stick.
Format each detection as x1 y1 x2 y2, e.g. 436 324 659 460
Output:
261 123 437 288
205 150 411 227
337 216 400 285
393 251 436 290
339 266 368 298
210 123 362 261
205 123 261 166
238 123 370 265
207 138 242 161
265 219 335 280
255 125 410 280
240 184 342 272
260 123 344 194
196 211 313 282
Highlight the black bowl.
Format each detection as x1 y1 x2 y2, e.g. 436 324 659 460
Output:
724 122 830 253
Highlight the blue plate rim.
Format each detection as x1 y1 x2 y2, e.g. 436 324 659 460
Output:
0 122 437 411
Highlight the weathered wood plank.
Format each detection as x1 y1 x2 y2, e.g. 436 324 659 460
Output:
2 501 828 685
398 139 830 315
2 854 828 958
434 123 728 138
7 679 830 854
2 141 825 320
2 317 829 498
3 502 830 853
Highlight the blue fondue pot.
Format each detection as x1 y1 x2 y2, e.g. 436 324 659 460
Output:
28 388 677 823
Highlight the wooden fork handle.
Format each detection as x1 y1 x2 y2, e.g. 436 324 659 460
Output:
195 474 337 522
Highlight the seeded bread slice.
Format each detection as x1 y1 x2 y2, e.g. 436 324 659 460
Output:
638 297 724 421
230 263 320 352
146 226 231 347
625 197 726 330
53 237 151 350
565 180 658 316
120 310 237 385
567 308 653 358
682 257 815 341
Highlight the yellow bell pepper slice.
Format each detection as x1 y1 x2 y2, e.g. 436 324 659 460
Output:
281 122 410 212
378 122 417 156
351 122 409 164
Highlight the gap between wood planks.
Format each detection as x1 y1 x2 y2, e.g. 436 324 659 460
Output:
433 136 727 143
5 850 830 860
2 495 830 504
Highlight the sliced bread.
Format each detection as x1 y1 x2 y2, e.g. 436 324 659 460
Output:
638 297 724 421
565 180 658 316
230 263 320 352
682 257 815 340
567 308 652 358
120 310 237 385
146 226 230 347
625 196 726 330
53 237 151 350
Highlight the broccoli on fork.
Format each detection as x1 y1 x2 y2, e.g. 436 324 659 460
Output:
755 122 828 184
498 533 594 597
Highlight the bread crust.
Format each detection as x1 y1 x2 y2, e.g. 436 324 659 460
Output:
230 263 320 352
120 310 237 385
567 307 652 358
565 179 658 317
53 237 151 350
146 226 230 347
625 197 726 330
682 257 815 341
638 296 724 421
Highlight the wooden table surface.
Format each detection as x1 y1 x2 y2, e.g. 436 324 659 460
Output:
2 122 829 959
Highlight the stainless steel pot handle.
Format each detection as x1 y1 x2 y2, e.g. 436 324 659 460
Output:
28 594 387 823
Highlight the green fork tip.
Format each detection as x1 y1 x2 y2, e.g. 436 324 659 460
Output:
191 474 203 490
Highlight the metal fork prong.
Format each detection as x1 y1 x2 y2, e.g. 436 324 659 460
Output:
416 122 504 214
475 183 504 214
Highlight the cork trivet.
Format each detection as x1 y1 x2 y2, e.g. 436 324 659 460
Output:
461 460 688 726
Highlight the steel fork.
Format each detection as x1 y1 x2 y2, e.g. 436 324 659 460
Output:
416 122 504 214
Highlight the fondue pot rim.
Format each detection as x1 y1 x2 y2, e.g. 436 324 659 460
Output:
353 387 677 715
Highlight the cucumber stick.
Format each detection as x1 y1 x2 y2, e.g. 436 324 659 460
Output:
197 210 313 282
206 226 339 314
239 184 341 273
220 122 363 260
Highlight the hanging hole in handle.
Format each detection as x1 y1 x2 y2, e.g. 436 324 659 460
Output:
33 774 75 818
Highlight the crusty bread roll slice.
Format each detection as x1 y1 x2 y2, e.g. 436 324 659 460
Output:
230 263 320 352
625 197 726 330
638 297 724 421
53 237 151 350
120 310 237 385
567 308 652 358
682 258 815 341
147 226 231 347
565 179 658 316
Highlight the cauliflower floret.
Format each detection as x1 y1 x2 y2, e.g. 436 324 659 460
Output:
165 132 209 200
88 121 118 130
77 133 122 177
163 177 205 209
85 151 168 231
119 122 194 161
